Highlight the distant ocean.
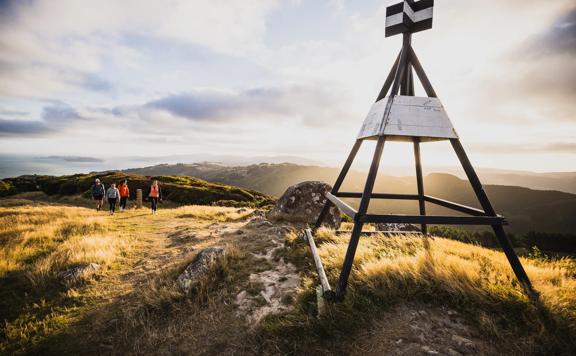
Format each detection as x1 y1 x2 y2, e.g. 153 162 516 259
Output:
0 154 324 178
0 154 144 178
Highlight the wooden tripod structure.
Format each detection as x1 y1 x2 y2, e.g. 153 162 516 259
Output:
305 0 536 302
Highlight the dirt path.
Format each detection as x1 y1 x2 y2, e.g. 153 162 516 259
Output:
44 206 498 355
58 207 302 354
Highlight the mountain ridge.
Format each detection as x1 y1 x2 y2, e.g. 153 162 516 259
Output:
124 163 576 234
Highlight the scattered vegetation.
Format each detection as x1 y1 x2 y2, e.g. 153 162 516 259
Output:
2 194 575 355
0 171 274 207
174 205 253 222
256 229 576 355
430 226 576 254
0 204 135 354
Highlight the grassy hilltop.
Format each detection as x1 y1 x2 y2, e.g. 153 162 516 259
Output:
0 171 274 208
1 195 575 355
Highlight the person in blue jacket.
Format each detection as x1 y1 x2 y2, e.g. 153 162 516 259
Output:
91 178 106 211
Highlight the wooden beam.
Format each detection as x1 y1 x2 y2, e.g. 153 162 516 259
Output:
376 50 402 101
413 137 427 234
314 140 362 230
424 195 487 216
304 229 333 297
335 192 419 200
363 214 507 225
335 230 423 236
325 192 357 219
408 46 437 97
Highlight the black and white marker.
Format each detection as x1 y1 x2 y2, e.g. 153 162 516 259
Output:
385 0 434 37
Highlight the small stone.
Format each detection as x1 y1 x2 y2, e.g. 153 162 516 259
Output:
421 346 439 355
177 247 225 292
59 263 101 284
235 290 247 304
236 229 244 235
451 335 474 347
447 348 462 356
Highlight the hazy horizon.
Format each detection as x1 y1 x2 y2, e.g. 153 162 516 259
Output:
1 152 574 181
1 0 575 172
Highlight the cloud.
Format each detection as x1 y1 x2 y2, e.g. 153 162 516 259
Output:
471 142 576 154
469 6 576 123
143 85 352 126
0 103 82 137
0 119 50 136
517 8 576 58
0 109 28 117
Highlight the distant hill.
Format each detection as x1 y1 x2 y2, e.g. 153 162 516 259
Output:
0 171 273 208
125 163 576 234
478 170 576 194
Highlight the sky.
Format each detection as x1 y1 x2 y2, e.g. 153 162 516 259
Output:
0 0 575 173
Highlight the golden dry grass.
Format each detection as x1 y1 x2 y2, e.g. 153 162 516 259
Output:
0 200 256 355
0 205 135 286
258 228 576 355
173 204 253 221
0 203 139 354
2 197 575 355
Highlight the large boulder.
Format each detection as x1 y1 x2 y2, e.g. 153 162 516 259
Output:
267 181 341 228
177 247 225 292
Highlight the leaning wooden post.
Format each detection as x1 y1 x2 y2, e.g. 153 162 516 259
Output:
136 189 143 209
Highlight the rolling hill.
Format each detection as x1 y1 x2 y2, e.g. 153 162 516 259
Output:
0 171 274 208
125 163 576 234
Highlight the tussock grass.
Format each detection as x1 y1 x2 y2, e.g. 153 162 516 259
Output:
173 205 253 222
258 229 576 355
0 204 136 354
0 205 134 286
110 245 249 353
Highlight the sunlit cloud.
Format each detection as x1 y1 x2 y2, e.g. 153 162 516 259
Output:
0 0 574 171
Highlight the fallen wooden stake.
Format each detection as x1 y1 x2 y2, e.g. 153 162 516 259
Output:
303 228 334 299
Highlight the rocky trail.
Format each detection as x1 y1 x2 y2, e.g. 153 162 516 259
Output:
84 184 497 355
103 208 302 328
100 207 493 355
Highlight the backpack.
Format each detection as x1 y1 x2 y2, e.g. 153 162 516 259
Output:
92 183 105 196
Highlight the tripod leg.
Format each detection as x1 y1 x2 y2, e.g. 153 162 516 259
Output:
336 136 386 299
450 139 536 297
314 139 362 230
413 138 427 234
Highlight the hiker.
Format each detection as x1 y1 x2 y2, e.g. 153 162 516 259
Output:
106 183 120 215
91 178 106 212
148 179 162 215
118 180 130 211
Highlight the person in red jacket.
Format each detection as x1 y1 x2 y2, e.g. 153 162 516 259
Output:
118 180 130 211
148 179 162 214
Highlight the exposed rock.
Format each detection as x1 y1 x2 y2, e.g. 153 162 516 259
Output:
177 247 225 292
376 223 421 232
246 216 274 228
451 335 474 347
59 263 101 284
252 209 265 217
267 181 341 228
234 220 300 325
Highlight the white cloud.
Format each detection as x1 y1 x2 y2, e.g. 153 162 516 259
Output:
0 0 575 171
